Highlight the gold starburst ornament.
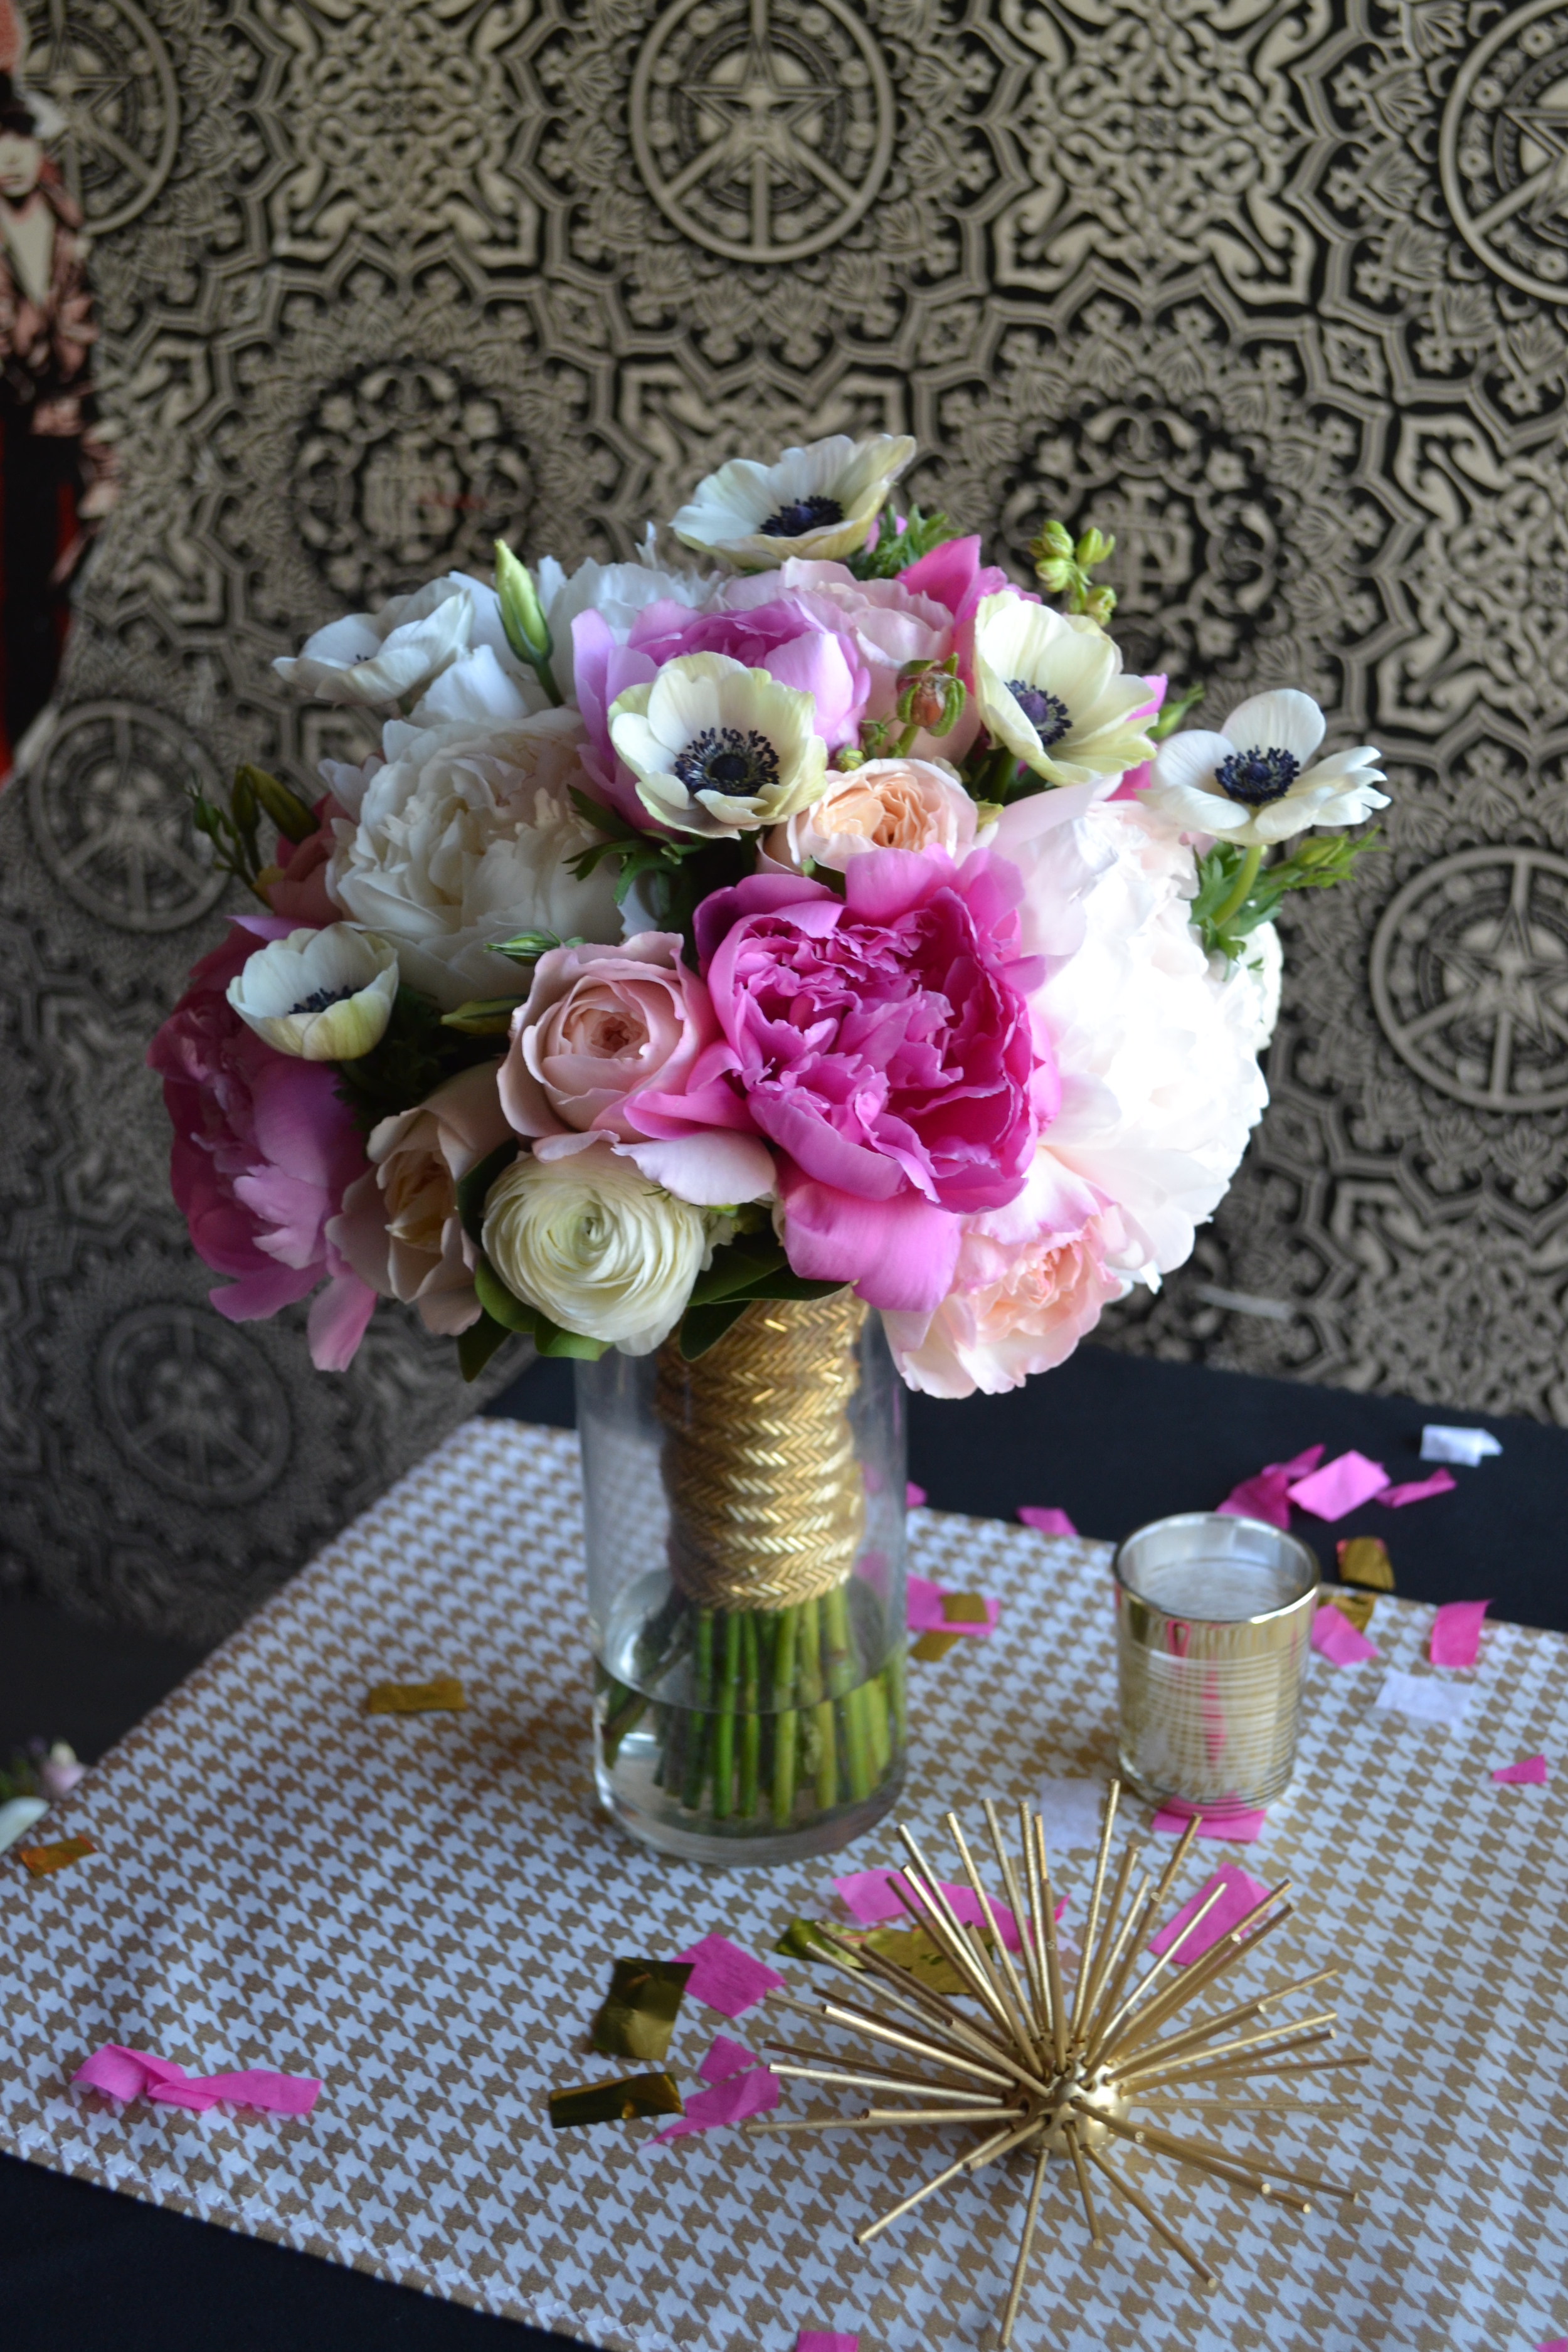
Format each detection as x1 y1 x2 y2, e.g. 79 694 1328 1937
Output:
747 1786 1363 2344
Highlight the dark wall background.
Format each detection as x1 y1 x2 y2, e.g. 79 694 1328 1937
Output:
3 0 1566 1641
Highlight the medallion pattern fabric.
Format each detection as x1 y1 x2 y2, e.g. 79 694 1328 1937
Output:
0 1418 1563 2351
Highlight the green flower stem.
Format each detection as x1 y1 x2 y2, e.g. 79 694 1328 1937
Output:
681 1611 714 1812
863 1668 891 1779
1212 841 1263 930
711 1611 741 1820
738 1613 760 1819
823 1582 873 1801
814 1698 838 1810
771 1604 800 1827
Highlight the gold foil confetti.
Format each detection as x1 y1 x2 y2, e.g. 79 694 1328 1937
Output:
1325 1587 1376 1634
775 1915 967 1995
363 1677 466 1715
548 2072 684 2128
588 1960 694 2063
18 1836 96 1877
1336 1537 1394 1592
911 1591 990 1663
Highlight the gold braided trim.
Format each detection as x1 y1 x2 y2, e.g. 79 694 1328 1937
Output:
654 1290 868 1611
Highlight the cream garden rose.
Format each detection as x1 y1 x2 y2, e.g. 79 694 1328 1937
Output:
481 1143 710 1352
330 1063 513 1335
766 756 980 872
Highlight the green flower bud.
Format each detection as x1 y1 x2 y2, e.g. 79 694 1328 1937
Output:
1083 584 1118 625
1075 526 1115 569
1033 519 1074 560
239 762 318 844
495 539 561 701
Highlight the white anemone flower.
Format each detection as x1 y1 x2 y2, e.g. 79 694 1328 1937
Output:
273 577 477 708
610 652 827 837
226 924 399 1061
670 433 916 567
973 595 1157 787
1144 689 1389 845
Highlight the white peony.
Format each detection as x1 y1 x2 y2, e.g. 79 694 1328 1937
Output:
275 576 482 708
482 1141 709 1352
610 652 826 837
1143 690 1387 845
993 788 1270 1281
225 924 399 1061
671 433 916 567
973 594 1157 787
326 709 621 1010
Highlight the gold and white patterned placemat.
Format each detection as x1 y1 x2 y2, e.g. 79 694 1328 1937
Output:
2 1419 1565 2351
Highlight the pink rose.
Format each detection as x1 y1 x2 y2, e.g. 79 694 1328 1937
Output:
766 756 980 872
500 932 777 1208
668 852 1052 1312
883 1155 1129 1397
258 793 349 926
148 919 378 1370
330 1062 512 1336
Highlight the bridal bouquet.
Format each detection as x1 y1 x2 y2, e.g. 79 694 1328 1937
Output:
151 433 1386 1395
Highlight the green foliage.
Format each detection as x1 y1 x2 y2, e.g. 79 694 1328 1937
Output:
846 504 960 581
676 1231 846 1360
567 788 753 955
454 1138 519 1248
332 986 501 1136
440 998 525 1036
188 761 317 899
1195 830 1384 962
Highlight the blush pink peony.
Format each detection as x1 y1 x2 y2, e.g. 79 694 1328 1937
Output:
651 851 1052 1312
147 919 377 1370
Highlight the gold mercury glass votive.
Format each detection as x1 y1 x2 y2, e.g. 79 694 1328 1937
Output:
1112 1512 1320 1813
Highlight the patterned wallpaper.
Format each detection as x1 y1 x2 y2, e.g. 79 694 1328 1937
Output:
5 0 1567 1632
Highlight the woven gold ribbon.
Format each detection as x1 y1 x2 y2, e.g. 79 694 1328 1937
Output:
654 1291 867 1611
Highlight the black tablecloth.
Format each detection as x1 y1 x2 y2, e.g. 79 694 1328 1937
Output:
6 1345 1564 2346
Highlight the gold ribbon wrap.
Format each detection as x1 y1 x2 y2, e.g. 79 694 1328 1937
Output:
654 1290 868 1612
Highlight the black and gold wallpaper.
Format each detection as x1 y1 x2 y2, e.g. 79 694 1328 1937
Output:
4 0 1566 1634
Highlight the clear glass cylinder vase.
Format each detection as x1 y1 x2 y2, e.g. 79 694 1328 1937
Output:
577 1291 907 1866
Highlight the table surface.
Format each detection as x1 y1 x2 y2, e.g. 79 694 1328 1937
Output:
2 1419 1565 2352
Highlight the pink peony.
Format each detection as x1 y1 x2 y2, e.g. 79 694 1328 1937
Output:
884 1157 1130 1397
899 536 1015 682
499 931 775 1207
258 793 350 926
147 918 378 1370
655 852 1052 1312
627 591 869 750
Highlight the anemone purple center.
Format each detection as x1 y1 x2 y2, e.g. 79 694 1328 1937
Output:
1215 745 1301 807
1005 680 1071 748
759 493 843 538
674 726 781 798
290 984 358 1014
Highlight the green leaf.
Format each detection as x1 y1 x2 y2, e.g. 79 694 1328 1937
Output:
847 504 960 581
531 1316 609 1360
455 1139 519 1249
743 1272 849 1303
1148 682 1205 742
677 1298 755 1359
1193 831 1383 962
332 987 502 1136
686 1231 790 1306
458 1310 515 1382
473 1254 536 1331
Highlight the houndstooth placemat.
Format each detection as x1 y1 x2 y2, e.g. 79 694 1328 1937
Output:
2 1419 1565 2352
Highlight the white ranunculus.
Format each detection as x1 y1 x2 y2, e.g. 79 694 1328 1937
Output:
1143 689 1388 845
225 924 399 1061
973 594 1157 788
610 651 827 836
481 1142 708 1352
993 791 1270 1280
326 709 622 1010
671 433 916 567
273 577 479 707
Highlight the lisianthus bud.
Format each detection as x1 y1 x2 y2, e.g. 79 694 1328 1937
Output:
896 657 966 738
1075 527 1115 569
494 539 561 701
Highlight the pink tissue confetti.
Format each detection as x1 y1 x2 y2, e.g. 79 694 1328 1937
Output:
1430 1599 1490 1668
1148 1864 1273 1967
1217 1443 1324 1528
1286 1451 1391 1521
1151 1803 1267 1843
1492 1755 1549 1786
906 1574 999 1637
798 2337 858 2352
1377 1469 1456 1508
1535 2338 1567 2349
905 1481 927 1508
73 2045 320 2116
698 2034 761 2085
673 1932 785 2018
652 2035 779 2141
1017 1505 1077 1537
1311 1604 1380 1667
832 1870 1059 1952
